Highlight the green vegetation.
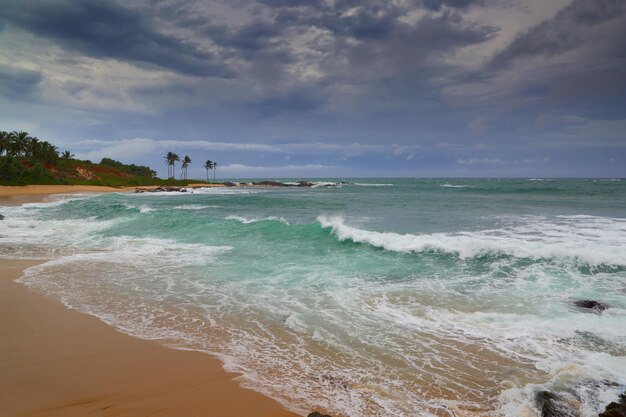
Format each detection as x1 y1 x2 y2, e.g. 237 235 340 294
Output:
0 130 219 187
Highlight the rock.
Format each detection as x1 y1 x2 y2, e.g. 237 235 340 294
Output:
0 214 4 220
574 300 609 312
599 393 626 417
535 390 579 417
307 412 332 417
298 181 314 187
223 182 238 187
254 180 290 187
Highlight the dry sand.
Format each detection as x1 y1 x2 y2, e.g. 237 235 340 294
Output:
0 262 301 416
0 183 226 206
0 185 123 206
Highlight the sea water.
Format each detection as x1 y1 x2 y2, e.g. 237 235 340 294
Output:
1 178 625 416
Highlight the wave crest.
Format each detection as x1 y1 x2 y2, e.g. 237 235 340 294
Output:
226 215 290 225
317 215 626 266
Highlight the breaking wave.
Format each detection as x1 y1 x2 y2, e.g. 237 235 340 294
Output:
317 215 626 267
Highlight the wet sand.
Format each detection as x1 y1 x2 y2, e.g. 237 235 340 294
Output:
0 184 227 206
0 185 123 206
0 258 301 417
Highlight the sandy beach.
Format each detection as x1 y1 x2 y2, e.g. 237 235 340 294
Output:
0 258 300 417
0 185 125 205
0 184 226 206
0 187 301 417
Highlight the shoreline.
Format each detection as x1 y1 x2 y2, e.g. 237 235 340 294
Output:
0 181 321 205
0 187 329 417
0 184 126 206
0 258 302 417
0 184 227 206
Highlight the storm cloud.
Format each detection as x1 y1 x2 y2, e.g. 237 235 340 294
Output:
0 0 624 177
0 0 231 77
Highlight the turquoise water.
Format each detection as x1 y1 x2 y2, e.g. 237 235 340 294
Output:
2 178 626 416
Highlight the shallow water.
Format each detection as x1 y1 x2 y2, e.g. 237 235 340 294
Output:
2 178 625 416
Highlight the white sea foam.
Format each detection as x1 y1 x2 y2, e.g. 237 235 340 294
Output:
311 181 339 188
225 215 290 225
440 183 470 188
191 187 262 195
0 210 126 258
123 203 156 213
317 215 626 266
6 189 626 417
30 192 99 205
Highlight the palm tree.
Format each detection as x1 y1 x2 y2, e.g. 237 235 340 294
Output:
203 160 213 182
181 155 191 180
164 152 174 178
61 150 74 160
213 161 217 182
8 131 29 157
164 151 180 179
171 153 180 179
42 142 59 164
0 131 9 157
27 136 40 160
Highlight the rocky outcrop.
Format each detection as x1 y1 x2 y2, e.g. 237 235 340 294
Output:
599 392 626 417
574 300 609 312
135 186 187 193
535 391 579 417
307 412 333 417
133 181 317 193
253 181 292 187
0 214 4 220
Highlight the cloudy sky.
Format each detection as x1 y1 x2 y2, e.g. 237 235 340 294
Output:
1 0 625 178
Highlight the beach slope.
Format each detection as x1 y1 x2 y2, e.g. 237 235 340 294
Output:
0 259 299 417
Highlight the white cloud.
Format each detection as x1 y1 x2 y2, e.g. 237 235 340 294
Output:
73 137 422 160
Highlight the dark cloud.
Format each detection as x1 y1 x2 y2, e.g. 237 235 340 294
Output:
256 0 323 7
422 0 484 11
490 0 626 68
341 10 497 81
1 0 625 178
0 65 42 98
0 0 231 77
248 92 322 117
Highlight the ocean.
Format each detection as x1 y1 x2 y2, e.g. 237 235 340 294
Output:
2 178 625 417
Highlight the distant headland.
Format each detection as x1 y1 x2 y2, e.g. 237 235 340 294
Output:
0 130 217 188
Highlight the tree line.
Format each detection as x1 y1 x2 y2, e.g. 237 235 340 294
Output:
164 152 218 182
1 130 219 184
0 130 69 163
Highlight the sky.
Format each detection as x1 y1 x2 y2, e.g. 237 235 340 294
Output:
1 0 625 178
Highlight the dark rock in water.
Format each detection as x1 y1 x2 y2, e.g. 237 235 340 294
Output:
298 181 314 187
223 181 237 187
307 412 332 417
254 180 291 187
0 214 4 220
599 392 626 417
535 391 579 417
574 300 609 312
